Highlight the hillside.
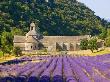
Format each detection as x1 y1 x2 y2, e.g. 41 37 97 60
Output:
0 0 110 36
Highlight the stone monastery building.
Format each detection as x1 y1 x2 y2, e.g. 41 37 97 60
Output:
13 22 90 51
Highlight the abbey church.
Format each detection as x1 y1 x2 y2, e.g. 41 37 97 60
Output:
13 22 90 51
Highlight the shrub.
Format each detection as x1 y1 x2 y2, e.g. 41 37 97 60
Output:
88 38 98 52
13 47 22 56
80 39 88 50
105 37 110 47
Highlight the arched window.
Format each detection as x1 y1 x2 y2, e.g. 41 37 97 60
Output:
31 27 33 30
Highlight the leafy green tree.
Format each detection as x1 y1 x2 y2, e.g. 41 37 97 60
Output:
0 35 1 48
99 28 107 40
107 29 110 37
104 29 110 47
88 38 98 52
11 28 24 36
0 0 109 36
80 39 88 50
13 47 22 56
105 37 110 47
43 31 48 35
1 31 13 55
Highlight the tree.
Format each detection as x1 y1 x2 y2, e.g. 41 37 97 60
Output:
0 35 1 48
11 28 24 36
1 31 13 55
99 28 107 40
107 29 110 37
13 47 22 56
80 39 88 50
88 38 98 52
105 37 110 47
1 0 109 36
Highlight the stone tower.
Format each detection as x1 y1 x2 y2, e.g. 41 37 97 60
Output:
25 22 39 51
45 0 49 2
30 22 36 31
26 22 40 39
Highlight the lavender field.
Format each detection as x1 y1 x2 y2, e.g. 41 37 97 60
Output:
0 54 110 82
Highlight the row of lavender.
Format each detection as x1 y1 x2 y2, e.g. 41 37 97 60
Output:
0 54 110 82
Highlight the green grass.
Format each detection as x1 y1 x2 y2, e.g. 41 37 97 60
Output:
0 51 3 57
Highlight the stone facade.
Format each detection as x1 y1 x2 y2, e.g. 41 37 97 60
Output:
13 22 90 51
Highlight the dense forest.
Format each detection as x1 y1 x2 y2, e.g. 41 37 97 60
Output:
0 0 110 36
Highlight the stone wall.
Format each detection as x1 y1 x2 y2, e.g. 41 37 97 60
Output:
39 35 88 51
14 43 25 50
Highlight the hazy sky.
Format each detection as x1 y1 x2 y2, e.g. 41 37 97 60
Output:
78 0 110 19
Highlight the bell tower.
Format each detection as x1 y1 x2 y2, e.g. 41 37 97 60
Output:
30 22 36 31
45 0 49 2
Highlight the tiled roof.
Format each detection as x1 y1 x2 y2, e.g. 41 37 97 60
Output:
13 35 26 43
40 35 89 43
26 30 37 36
26 36 38 43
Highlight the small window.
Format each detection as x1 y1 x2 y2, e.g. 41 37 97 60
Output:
31 27 33 30
31 46 32 49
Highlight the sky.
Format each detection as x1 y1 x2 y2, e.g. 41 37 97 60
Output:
77 0 110 19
